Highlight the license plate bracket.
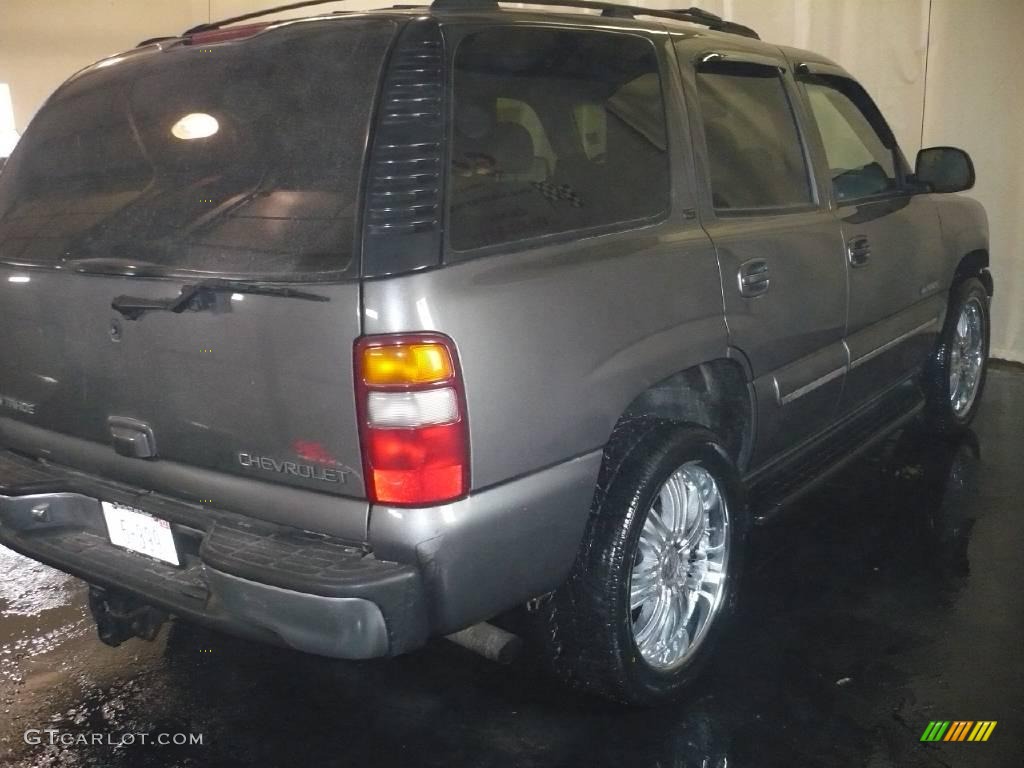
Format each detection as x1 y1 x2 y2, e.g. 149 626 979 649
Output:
101 501 180 566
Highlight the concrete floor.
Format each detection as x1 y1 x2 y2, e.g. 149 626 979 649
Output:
1 365 1022 768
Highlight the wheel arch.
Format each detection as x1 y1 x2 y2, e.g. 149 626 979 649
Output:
953 249 993 296
615 358 754 472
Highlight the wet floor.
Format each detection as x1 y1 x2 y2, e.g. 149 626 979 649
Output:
2 365 1022 768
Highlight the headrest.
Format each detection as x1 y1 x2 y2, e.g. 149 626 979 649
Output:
455 101 494 141
490 122 534 175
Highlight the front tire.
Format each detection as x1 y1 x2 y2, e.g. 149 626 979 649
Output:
537 421 746 705
925 277 990 433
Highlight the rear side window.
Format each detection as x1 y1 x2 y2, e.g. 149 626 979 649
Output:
801 76 899 202
449 28 669 252
0 20 395 278
695 61 812 212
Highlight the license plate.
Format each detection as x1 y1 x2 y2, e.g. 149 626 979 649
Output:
101 501 179 566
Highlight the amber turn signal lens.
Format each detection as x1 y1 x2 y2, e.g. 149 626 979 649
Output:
361 343 454 386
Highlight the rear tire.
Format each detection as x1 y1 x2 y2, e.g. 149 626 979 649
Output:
536 421 746 705
924 277 990 433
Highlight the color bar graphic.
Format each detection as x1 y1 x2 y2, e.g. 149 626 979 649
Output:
920 721 950 741
920 720 996 742
967 721 997 742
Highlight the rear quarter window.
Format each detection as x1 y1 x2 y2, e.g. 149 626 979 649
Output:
0 19 395 279
448 27 670 252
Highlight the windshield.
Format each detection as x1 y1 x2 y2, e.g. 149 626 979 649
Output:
0 18 395 279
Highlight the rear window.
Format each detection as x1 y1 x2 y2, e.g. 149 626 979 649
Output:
449 28 669 252
0 19 395 278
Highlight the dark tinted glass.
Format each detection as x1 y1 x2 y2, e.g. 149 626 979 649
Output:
802 78 899 202
0 20 395 278
450 28 669 251
696 63 812 210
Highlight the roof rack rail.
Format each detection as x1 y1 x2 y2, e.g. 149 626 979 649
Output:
431 0 759 39
136 36 179 47
185 0 360 35
182 0 757 39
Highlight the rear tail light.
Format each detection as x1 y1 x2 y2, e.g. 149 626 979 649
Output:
355 334 469 506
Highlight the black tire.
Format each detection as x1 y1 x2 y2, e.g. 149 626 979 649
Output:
535 420 747 705
924 277 991 433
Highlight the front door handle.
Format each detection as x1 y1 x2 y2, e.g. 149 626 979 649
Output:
847 235 871 268
738 258 770 297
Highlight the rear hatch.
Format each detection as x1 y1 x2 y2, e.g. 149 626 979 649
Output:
0 17 397 529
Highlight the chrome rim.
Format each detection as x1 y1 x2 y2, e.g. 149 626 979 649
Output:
629 461 729 670
949 298 985 417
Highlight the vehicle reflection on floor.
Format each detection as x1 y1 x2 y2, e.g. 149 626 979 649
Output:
1 366 1022 768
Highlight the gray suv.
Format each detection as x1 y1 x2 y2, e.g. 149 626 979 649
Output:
0 0 991 704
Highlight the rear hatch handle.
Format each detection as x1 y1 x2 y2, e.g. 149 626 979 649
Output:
111 279 330 320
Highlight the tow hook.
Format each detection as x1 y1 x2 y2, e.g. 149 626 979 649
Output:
87 586 167 647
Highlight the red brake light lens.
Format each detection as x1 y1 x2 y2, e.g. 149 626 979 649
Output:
185 23 270 46
364 425 466 504
355 334 469 506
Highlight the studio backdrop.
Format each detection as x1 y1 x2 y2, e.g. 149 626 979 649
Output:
698 0 1023 363
0 0 1020 361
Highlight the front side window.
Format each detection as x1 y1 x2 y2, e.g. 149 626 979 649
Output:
695 61 813 212
449 28 670 252
801 76 899 202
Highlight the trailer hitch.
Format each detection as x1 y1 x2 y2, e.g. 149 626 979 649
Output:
87 586 168 647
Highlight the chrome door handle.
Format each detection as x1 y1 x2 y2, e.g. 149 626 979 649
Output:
738 258 770 297
847 235 871 268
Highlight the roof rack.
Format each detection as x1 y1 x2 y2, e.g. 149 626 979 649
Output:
185 0 360 35
137 36 179 47
432 0 759 39
183 0 757 39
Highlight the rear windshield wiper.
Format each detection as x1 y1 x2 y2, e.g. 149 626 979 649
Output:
111 278 330 320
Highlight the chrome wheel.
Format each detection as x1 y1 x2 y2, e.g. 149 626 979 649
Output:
949 297 986 417
629 461 729 670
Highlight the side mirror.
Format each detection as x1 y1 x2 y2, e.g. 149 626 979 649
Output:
915 146 975 193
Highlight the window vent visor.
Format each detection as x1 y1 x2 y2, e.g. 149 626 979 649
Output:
361 19 447 277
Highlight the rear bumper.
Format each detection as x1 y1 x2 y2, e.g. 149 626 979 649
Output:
0 448 602 657
0 447 428 658
0 489 425 658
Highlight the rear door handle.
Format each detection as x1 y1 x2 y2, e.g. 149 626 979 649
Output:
847 235 871 268
738 258 770 297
